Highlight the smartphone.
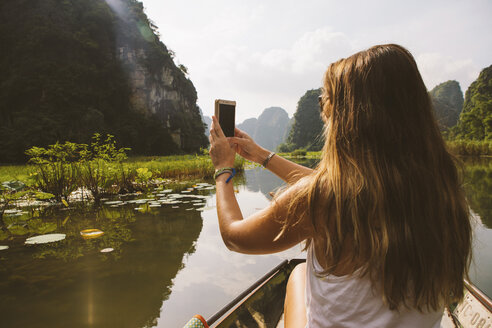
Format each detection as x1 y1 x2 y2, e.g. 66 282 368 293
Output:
214 99 236 137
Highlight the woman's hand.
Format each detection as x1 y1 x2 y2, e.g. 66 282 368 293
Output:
229 128 270 164
209 116 236 169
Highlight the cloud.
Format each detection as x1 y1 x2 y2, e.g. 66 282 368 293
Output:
194 27 356 120
415 53 479 91
193 27 482 121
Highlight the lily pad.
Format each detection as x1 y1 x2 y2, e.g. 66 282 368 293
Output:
0 245 9 251
80 229 104 239
3 209 21 215
100 248 114 253
104 200 123 205
25 233 66 245
0 230 9 241
2 181 26 192
9 225 29 236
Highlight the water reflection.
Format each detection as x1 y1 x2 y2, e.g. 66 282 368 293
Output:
0 158 490 327
463 159 492 228
244 169 283 198
0 202 204 328
244 158 318 199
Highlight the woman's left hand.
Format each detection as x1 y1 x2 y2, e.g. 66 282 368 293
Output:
209 116 236 169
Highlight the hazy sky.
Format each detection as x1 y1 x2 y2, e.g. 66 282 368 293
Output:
141 0 491 122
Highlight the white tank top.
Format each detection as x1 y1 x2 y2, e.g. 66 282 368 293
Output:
305 243 444 327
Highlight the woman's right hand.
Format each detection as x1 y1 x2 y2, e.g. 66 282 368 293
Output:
229 128 270 165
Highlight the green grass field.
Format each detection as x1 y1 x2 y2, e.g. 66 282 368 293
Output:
0 154 245 184
0 164 31 183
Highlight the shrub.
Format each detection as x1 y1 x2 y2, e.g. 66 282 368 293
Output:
292 149 307 157
79 134 130 203
25 142 81 201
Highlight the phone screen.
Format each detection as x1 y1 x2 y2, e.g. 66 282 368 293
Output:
218 103 235 137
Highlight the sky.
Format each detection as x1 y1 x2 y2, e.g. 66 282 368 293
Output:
140 0 492 122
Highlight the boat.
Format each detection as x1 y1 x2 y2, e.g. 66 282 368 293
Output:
184 259 492 328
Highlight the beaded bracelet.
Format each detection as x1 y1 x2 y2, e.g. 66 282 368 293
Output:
214 167 236 183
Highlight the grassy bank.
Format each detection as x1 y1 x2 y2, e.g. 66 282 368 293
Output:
278 150 321 158
446 140 492 157
125 155 244 180
0 154 245 184
0 154 245 206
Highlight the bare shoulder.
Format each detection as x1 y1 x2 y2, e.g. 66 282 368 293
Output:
269 175 314 235
272 175 312 212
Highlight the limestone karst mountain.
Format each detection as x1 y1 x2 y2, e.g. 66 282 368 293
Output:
0 0 207 162
237 107 291 151
429 80 464 130
449 65 492 140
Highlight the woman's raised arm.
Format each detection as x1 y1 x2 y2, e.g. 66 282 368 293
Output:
229 128 314 185
209 117 313 254
215 171 313 254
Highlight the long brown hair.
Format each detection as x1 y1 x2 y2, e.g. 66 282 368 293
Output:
280 44 471 311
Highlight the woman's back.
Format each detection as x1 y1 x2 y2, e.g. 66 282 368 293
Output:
306 243 443 327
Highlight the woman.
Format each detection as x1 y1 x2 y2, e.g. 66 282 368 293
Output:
208 44 471 327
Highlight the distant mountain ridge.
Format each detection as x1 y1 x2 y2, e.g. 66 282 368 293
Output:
236 107 291 151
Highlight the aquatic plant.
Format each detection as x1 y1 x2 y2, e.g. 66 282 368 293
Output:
0 181 27 219
78 134 130 203
25 142 81 201
5 140 246 203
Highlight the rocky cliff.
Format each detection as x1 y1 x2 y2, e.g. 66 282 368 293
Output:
0 0 207 162
113 0 207 151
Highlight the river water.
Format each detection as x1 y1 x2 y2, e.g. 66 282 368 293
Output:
0 160 490 327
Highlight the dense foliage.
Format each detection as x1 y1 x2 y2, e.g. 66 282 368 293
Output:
26 134 130 201
429 80 463 130
448 65 492 140
0 0 206 163
278 89 324 152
